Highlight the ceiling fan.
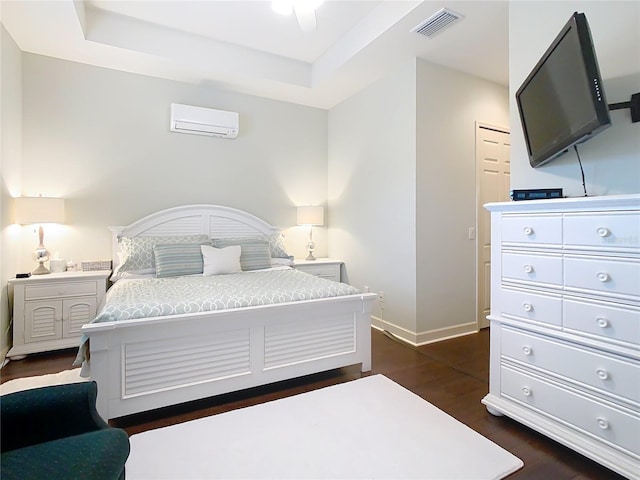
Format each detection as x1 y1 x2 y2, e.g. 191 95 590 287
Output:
272 0 325 33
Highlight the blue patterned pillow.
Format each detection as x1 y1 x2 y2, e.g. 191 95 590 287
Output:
153 244 205 278
212 234 292 259
266 233 292 259
212 238 272 271
118 234 211 272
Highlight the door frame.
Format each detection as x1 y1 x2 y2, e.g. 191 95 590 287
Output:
475 122 510 330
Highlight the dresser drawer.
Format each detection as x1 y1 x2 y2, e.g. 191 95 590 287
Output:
502 252 562 286
502 214 562 246
501 366 640 455
564 212 640 251
502 327 640 404
501 287 562 327
564 256 640 299
25 281 98 300
563 297 640 347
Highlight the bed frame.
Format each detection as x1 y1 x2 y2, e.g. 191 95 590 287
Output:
82 205 376 420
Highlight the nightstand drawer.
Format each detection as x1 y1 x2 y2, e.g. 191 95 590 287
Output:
25 281 98 300
501 366 640 456
293 259 342 283
297 264 340 281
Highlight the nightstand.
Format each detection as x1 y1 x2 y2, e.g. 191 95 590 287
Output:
293 258 343 282
8 270 110 358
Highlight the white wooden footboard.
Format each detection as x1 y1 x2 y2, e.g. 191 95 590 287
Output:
83 294 376 420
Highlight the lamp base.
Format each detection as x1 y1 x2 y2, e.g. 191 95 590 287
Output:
32 262 51 275
305 239 316 261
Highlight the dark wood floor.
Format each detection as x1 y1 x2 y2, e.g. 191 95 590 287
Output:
1 328 627 479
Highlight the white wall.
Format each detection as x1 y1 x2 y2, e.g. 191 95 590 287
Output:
328 59 418 336
0 23 23 360
416 60 509 342
329 58 509 344
510 1 640 196
18 53 329 271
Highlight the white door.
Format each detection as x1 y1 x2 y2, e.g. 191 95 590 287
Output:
476 124 510 329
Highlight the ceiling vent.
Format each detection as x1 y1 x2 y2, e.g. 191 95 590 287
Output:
411 8 463 38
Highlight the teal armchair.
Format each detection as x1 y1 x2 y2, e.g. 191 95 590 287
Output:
1 381 130 480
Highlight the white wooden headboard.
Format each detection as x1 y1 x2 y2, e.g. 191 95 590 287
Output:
109 204 280 269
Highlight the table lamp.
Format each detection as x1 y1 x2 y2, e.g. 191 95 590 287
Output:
15 196 66 275
297 206 324 261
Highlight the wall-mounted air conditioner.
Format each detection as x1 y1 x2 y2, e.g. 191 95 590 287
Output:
170 103 239 139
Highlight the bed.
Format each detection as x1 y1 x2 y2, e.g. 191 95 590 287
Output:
79 204 376 420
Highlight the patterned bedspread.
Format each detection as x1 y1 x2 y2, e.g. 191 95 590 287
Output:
95 268 359 323
74 268 359 367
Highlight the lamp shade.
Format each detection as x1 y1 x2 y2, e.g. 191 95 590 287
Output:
297 206 324 226
15 197 65 225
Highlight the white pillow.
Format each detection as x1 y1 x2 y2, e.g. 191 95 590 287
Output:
201 245 242 275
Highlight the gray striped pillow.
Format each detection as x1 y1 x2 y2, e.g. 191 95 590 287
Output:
153 243 205 278
212 238 272 271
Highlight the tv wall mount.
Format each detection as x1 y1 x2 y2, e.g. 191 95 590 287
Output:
608 92 640 123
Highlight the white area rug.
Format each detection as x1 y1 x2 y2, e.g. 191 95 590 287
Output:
0 368 87 395
127 375 523 479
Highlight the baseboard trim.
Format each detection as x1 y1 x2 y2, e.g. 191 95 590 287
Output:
416 322 479 346
0 345 10 369
372 317 418 345
372 316 479 346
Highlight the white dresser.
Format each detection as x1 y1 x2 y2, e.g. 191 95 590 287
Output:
482 194 639 479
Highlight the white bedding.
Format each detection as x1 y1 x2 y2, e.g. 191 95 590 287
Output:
75 268 358 366
95 268 359 324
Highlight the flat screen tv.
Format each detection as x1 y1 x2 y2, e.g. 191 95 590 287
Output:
516 12 611 168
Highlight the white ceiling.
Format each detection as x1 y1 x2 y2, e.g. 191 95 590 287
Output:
1 0 509 109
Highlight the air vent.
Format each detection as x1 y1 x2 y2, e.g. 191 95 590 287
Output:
411 8 463 38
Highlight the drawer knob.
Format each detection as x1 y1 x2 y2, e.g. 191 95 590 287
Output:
523 303 533 312
596 317 609 328
597 227 610 238
597 272 610 282
596 417 609 430
522 345 533 355
523 227 534 236
596 369 609 380
523 265 534 274
522 386 532 397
